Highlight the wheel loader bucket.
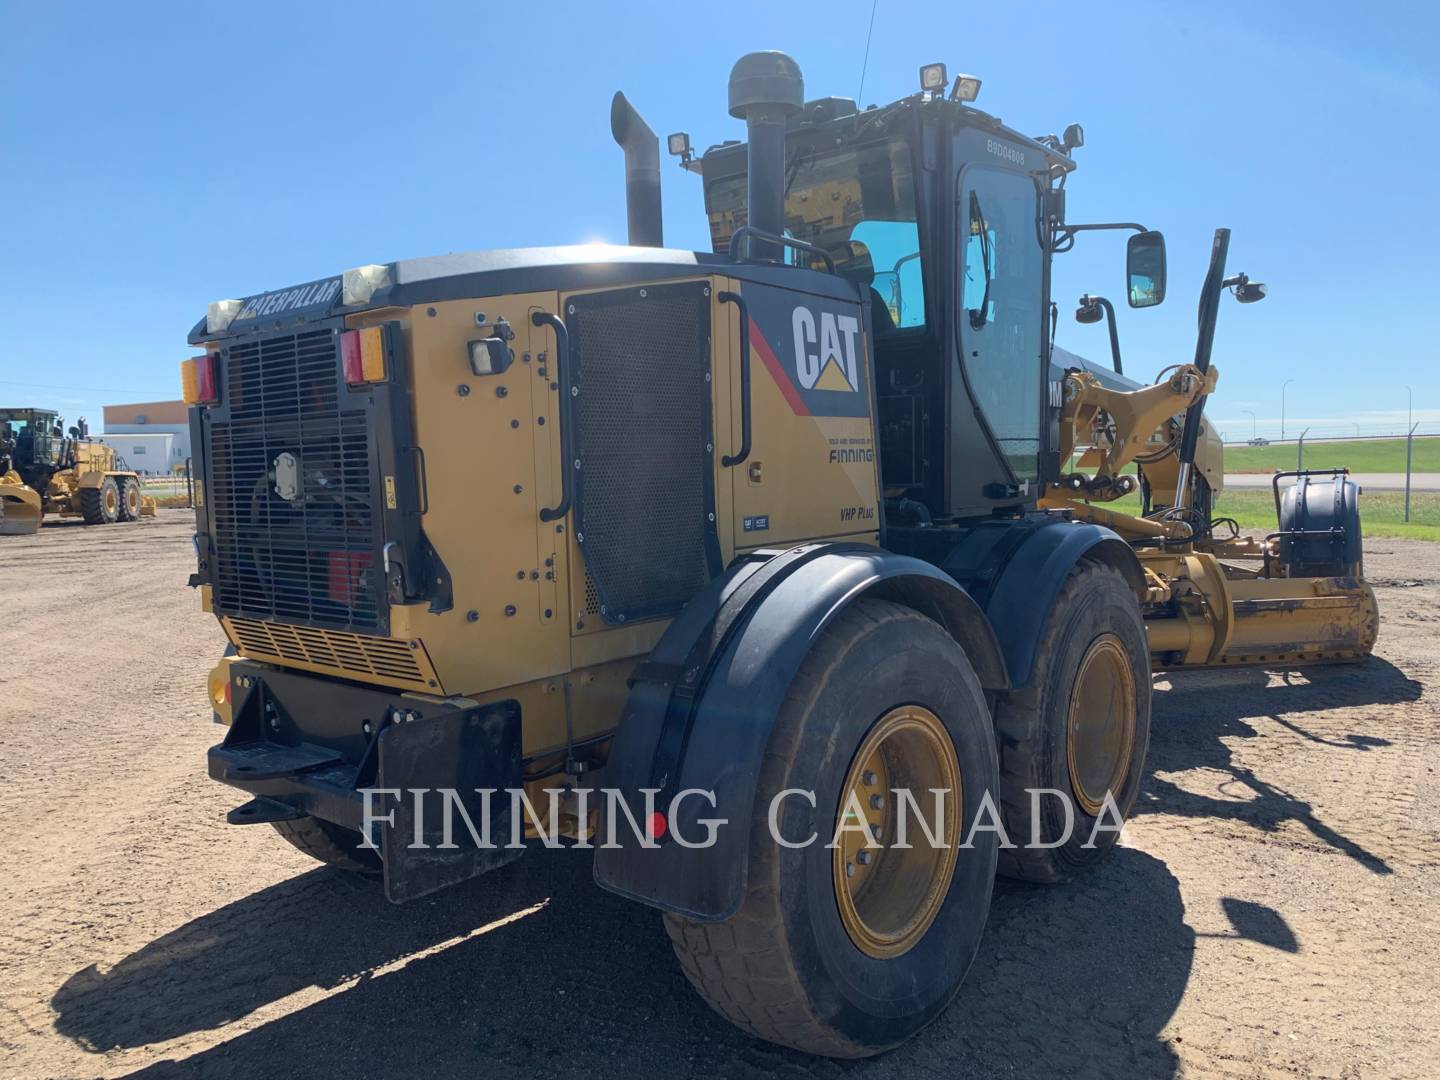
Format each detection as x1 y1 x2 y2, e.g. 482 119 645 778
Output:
0 471 42 535
140 495 158 517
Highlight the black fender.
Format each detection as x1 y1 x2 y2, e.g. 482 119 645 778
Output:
592 543 1006 921
950 518 1145 690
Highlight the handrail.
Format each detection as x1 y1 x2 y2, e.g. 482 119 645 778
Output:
727 226 836 273
718 291 751 467
532 310 574 523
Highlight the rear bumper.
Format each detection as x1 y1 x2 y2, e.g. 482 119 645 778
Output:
210 661 522 901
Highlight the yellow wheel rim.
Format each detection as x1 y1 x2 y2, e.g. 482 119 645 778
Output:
1066 634 1137 816
833 705 961 959
104 487 118 514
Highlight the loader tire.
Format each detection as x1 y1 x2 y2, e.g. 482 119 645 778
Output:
271 816 382 877
81 478 121 525
117 477 142 521
664 599 999 1058
993 561 1150 884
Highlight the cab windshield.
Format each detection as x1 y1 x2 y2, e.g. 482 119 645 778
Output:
706 137 926 329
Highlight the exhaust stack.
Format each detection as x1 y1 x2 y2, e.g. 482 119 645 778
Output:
610 92 663 247
728 51 804 258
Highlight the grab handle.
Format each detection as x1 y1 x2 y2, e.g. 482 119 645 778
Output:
719 291 751 468
532 310 573 523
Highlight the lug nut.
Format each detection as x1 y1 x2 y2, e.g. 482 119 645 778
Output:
845 862 855 877
870 794 885 810
862 770 877 785
857 850 872 865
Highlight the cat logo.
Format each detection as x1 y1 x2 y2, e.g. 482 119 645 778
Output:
792 306 860 393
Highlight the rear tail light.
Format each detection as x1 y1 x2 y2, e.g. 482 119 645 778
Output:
341 327 386 384
181 354 219 404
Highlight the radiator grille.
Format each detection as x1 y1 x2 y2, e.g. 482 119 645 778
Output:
227 617 434 689
568 282 720 623
207 328 384 632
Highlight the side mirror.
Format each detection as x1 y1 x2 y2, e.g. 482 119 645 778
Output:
1231 278 1268 304
1126 230 1167 308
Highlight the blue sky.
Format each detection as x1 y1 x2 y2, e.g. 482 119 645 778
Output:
2 1 1435 440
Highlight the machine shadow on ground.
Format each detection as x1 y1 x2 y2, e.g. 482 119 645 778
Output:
56 843 1194 1080
52 658 1414 1077
1140 656 1422 875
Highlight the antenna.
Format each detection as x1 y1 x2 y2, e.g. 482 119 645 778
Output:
856 0 879 103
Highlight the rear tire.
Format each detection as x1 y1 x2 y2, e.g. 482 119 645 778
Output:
271 816 382 876
117 477 141 521
80 478 120 524
664 599 999 1057
993 561 1150 883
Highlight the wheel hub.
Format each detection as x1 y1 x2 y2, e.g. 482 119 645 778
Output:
1066 634 1137 816
833 705 961 959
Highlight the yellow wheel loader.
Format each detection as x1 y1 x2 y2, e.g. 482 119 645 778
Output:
0 408 156 533
188 52 1377 1057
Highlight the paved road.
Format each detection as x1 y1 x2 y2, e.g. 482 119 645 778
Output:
1225 472 1440 492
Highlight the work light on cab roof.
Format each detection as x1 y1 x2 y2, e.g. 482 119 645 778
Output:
919 62 981 103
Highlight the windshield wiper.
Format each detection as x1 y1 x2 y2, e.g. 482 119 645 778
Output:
968 190 992 330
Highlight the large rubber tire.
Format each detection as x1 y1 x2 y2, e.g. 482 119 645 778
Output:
664 599 1000 1058
993 561 1150 883
271 816 382 876
117 477 141 522
80 477 121 525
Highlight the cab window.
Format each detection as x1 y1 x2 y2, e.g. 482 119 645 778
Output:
957 166 1043 483
705 138 926 330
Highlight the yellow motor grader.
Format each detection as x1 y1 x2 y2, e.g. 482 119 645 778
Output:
186 52 1376 1058
0 408 155 534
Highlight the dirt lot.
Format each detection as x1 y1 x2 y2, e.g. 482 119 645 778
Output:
2 510 1437 1079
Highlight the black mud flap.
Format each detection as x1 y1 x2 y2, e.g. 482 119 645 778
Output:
376 700 524 903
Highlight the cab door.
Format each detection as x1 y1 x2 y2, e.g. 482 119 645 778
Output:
951 159 1045 504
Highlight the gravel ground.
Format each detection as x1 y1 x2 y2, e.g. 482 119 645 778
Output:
1 510 1436 1079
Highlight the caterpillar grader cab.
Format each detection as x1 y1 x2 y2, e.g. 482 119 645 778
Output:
187 51 1377 1057
0 408 154 534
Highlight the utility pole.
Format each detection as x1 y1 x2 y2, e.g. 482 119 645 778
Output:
1298 427 1309 471
1406 420 1419 523
1281 378 1295 441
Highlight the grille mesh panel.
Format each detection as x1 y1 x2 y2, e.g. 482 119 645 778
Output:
228 618 430 687
569 282 719 623
208 328 383 632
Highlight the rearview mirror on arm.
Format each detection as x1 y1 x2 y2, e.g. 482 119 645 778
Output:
1126 230 1166 308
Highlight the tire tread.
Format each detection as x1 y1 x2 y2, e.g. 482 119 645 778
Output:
664 599 937 1058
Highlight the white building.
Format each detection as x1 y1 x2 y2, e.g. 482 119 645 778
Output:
102 400 191 472
94 432 176 473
